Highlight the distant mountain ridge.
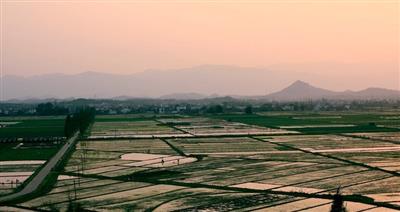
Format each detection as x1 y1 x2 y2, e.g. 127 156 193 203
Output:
3 65 319 99
2 65 399 101
261 80 400 101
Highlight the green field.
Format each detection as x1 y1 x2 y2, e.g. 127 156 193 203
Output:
214 113 400 134
0 143 61 161
0 117 65 138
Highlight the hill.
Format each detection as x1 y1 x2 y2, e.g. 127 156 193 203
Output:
263 81 400 101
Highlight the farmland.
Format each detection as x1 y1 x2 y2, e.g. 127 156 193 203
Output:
0 143 61 197
0 116 66 199
0 116 65 140
1 111 400 211
216 112 400 134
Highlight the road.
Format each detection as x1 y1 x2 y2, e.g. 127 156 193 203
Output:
0 133 79 204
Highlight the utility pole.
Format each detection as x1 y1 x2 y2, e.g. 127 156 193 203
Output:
77 164 80 187
73 179 77 201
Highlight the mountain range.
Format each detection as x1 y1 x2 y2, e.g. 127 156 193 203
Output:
3 65 399 101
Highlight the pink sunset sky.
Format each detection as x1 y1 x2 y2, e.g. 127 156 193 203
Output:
1 1 399 90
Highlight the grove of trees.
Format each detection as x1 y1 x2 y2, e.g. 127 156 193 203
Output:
64 108 95 138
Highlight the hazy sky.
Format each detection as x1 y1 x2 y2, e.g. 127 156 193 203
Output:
1 1 399 89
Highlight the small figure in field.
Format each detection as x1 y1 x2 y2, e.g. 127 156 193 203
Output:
161 158 165 166
177 159 180 165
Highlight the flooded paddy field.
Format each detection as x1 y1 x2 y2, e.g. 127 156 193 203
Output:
1 112 400 211
89 120 184 138
0 139 64 197
262 134 399 151
0 161 45 196
166 137 285 154
159 116 296 136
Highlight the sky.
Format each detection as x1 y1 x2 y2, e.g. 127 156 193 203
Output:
1 0 399 90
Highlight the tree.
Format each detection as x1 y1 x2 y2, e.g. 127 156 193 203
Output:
245 105 253 114
36 103 54 115
36 102 69 116
64 107 95 138
206 104 224 114
330 186 347 212
64 115 73 138
215 105 224 113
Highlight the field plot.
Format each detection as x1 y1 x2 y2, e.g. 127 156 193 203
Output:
262 134 400 153
216 113 400 134
254 197 385 212
89 120 184 138
0 116 65 140
167 137 288 155
20 177 152 211
77 139 178 155
325 151 400 174
348 132 400 143
258 111 400 126
0 142 61 161
0 141 62 197
0 116 66 198
0 160 45 196
65 139 192 176
159 117 294 136
22 175 293 212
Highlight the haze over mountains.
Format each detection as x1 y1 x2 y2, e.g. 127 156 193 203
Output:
3 65 400 101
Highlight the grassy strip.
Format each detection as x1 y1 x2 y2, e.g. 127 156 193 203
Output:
160 138 187 157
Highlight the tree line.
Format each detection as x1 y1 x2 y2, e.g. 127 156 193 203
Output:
64 108 96 138
36 102 69 116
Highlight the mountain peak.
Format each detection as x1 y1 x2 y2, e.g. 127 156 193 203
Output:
266 80 335 100
284 80 315 91
289 80 310 87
